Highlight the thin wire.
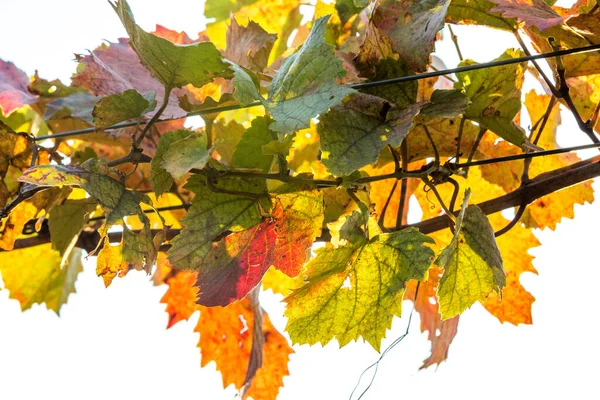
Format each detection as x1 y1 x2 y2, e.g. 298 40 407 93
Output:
33 44 600 142
88 203 191 222
349 282 421 400
455 142 600 168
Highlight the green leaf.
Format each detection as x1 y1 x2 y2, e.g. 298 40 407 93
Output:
335 0 369 24
446 0 517 31
18 159 151 227
111 0 231 89
212 119 246 165
284 227 434 351
436 190 506 320
232 116 274 172
167 176 266 270
44 92 100 124
151 129 190 197
0 244 83 314
205 0 259 21
225 17 277 72
361 58 417 107
319 94 423 175
455 49 527 147
92 89 156 129
161 130 210 179
49 200 95 256
228 61 262 106
373 0 451 72
122 213 158 271
420 89 471 118
262 135 294 156
265 15 356 133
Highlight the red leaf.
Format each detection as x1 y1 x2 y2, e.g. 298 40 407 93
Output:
72 39 186 119
490 0 569 31
196 214 279 306
0 60 37 115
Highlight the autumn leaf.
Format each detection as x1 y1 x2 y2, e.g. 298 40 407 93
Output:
48 200 95 256
160 130 211 179
0 187 71 250
92 89 156 129
264 15 357 133
195 189 323 306
0 244 83 314
285 227 434 351
455 49 528 147
167 176 265 270
446 0 517 31
478 91 594 229
159 269 293 399
405 263 460 369
436 190 506 320
489 0 569 31
96 240 128 287
360 58 418 107
111 0 231 91
232 116 275 172
420 89 471 118
524 15 600 78
0 60 37 116
319 93 424 175
205 0 260 22
413 167 540 326
0 120 33 207
196 297 293 400
72 39 186 119
373 0 451 72
483 213 539 324
225 17 277 72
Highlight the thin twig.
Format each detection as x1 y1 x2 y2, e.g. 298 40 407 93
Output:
448 24 464 61
494 199 527 237
455 117 466 161
8 155 600 252
379 180 398 231
463 127 487 175
134 88 172 148
513 30 560 97
549 38 600 146
396 141 409 228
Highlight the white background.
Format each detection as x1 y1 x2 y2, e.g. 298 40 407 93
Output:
1 1 599 399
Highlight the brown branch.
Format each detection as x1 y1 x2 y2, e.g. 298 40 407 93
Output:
402 155 600 234
8 156 600 252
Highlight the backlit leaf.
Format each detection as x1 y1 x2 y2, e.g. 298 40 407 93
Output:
161 130 210 179
373 0 451 72
48 200 95 256
319 93 424 175
232 116 274 172
195 189 323 306
0 60 37 116
489 0 568 31
265 15 357 133
225 17 277 72
92 89 156 129
436 191 506 320
455 49 528 147
446 0 517 31
167 176 265 270
0 244 83 314
151 129 191 196
285 227 434 351
111 0 231 90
